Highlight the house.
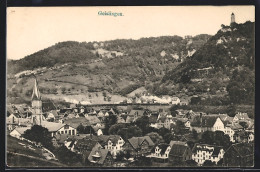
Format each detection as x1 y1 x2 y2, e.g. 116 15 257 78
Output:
126 109 147 122
117 116 127 124
223 143 253 167
74 137 101 154
88 146 114 166
123 136 154 158
233 112 249 123
233 130 254 143
180 100 189 106
85 116 101 125
177 118 190 128
7 113 21 123
52 134 70 147
75 113 85 118
41 121 77 137
64 117 91 129
98 135 125 157
192 144 225 166
171 97 180 105
149 143 172 162
190 115 225 133
46 110 59 121
156 112 173 129
10 127 31 139
224 123 243 142
168 143 192 164
97 110 105 121
219 114 233 123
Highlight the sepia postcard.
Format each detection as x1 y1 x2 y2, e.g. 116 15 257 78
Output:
6 6 255 168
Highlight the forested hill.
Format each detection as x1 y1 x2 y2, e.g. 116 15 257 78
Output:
162 21 255 83
8 34 211 74
160 21 254 104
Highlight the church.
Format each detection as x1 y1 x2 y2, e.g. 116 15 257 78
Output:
10 77 77 138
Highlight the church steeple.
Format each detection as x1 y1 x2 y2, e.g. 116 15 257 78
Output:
32 78 41 100
31 77 43 125
231 12 235 25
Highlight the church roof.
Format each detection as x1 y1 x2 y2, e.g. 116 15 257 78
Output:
31 78 41 100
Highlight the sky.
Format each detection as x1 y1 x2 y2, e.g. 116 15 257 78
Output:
7 6 255 60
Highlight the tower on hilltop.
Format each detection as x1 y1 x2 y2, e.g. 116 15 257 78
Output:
231 12 236 25
31 77 43 125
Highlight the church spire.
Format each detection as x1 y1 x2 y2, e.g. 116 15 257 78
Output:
32 77 41 100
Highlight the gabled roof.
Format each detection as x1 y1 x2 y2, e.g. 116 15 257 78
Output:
98 135 122 146
227 122 243 130
169 144 189 157
12 127 31 135
234 113 249 120
75 138 100 151
88 147 111 164
128 110 145 117
169 141 187 147
128 136 154 150
41 121 66 132
152 143 170 155
149 115 158 124
85 116 101 125
192 143 223 154
228 143 254 157
190 115 220 127
53 134 69 143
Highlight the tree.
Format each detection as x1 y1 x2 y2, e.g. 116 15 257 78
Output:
117 126 142 141
103 114 118 135
135 116 150 135
146 132 164 145
23 125 53 150
158 127 171 139
227 104 236 117
108 123 126 135
115 151 125 162
200 131 231 150
135 156 152 166
227 67 254 104
172 120 186 135
163 133 175 144
77 124 85 134
192 129 198 139
125 150 131 160
169 104 181 116
54 145 82 165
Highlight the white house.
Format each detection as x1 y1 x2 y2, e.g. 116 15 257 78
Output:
149 143 172 161
100 135 125 157
171 97 180 105
10 127 31 139
233 112 249 123
41 121 77 137
190 115 225 133
192 144 225 166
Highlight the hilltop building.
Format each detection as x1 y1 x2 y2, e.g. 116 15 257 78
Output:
231 13 236 25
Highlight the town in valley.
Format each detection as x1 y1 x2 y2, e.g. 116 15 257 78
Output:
6 11 255 168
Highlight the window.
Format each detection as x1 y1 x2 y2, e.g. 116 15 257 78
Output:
65 130 67 134
72 130 75 135
69 130 71 135
61 131 64 134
